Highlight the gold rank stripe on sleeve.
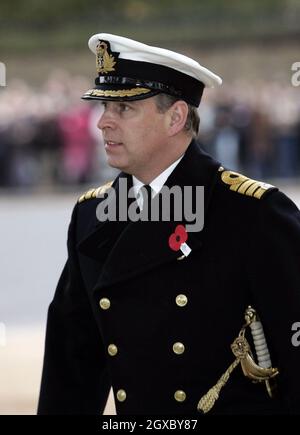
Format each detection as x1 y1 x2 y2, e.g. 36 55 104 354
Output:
219 169 275 200
78 181 113 203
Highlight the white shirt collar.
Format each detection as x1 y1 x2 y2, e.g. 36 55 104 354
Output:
132 154 184 208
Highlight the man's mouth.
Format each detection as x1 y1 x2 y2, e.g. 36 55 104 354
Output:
105 140 123 147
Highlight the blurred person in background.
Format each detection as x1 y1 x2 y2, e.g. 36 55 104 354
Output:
57 103 95 185
38 33 300 415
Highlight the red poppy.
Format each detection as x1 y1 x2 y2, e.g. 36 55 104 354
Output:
168 225 188 251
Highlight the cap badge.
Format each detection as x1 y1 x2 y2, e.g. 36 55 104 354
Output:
96 40 117 74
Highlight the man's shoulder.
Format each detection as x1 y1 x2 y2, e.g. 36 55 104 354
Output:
216 166 278 201
71 180 115 239
77 181 114 204
213 167 300 239
215 166 300 223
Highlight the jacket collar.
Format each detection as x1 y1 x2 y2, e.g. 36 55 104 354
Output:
78 140 221 289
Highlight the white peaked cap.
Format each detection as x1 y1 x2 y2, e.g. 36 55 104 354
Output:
83 33 222 107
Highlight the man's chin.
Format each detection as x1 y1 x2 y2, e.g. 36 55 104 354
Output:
106 158 129 172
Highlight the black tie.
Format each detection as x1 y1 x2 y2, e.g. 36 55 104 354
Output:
139 184 152 219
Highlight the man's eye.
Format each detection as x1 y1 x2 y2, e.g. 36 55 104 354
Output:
119 103 130 112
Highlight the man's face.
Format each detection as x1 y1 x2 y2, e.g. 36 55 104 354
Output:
97 97 169 177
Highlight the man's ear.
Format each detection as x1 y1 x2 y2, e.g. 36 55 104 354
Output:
166 101 189 136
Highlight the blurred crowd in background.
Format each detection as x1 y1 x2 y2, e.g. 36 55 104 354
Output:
1 1 300 189
0 70 300 189
0 71 116 189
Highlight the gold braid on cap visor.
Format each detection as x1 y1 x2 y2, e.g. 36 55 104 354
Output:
83 88 151 98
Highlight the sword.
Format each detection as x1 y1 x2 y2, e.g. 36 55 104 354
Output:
197 305 279 414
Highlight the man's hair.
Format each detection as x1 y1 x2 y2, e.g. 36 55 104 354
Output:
154 93 200 137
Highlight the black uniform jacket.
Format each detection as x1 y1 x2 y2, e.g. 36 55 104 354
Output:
38 140 300 415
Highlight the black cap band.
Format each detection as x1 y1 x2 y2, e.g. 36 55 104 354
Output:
94 58 204 106
96 76 183 98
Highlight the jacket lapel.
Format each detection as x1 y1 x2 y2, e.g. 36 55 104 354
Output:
78 140 221 289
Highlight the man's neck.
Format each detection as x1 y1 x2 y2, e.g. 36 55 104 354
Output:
132 136 192 184
132 153 184 199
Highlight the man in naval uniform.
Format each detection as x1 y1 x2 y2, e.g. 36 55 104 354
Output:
38 34 300 415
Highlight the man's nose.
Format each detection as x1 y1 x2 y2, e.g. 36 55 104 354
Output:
97 109 116 131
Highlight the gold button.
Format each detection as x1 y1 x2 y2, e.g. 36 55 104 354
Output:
108 344 118 356
116 389 126 402
176 294 188 307
99 298 111 310
174 390 186 402
173 342 185 355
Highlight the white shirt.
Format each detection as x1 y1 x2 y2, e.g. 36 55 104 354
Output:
132 154 184 210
